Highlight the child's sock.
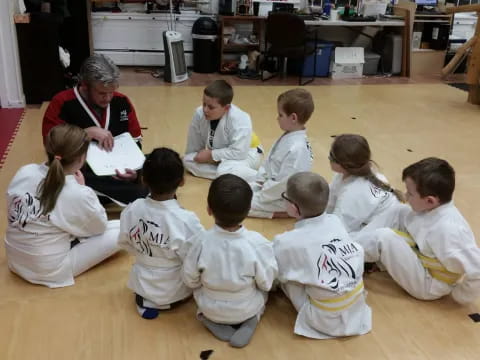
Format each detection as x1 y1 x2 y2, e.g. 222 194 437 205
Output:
136 305 160 319
198 314 236 341
229 316 258 348
135 294 160 320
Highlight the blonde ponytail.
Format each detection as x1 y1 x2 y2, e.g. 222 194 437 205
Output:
38 124 90 215
38 158 65 215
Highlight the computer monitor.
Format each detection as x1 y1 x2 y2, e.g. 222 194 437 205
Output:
415 0 437 7
272 3 294 13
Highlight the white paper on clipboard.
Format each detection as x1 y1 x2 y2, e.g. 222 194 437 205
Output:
86 132 145 176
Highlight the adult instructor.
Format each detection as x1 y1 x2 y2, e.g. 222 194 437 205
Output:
43 54 148 205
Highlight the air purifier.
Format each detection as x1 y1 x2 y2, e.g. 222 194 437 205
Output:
163 30 188 83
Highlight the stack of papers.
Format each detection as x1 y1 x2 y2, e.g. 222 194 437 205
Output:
86 132 145 176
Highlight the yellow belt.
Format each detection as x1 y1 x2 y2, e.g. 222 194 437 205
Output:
393 229 461 285
250 132 261 148
309 281 364 312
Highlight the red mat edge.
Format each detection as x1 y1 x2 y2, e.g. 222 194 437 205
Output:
0 110 25 171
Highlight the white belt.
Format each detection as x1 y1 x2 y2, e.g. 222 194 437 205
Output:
202 286 256 301
5 241 67 272
135 253 181 268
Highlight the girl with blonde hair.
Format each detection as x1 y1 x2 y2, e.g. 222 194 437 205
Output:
5 124 120 288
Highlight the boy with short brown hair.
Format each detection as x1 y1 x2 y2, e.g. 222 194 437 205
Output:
184 80 262 182
249 88 314 218
355 157 480 304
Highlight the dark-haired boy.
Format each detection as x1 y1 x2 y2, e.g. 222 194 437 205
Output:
119 147 205 319
182 174 278 348
184 80 262 182
274 172 371 339
355 157 480 304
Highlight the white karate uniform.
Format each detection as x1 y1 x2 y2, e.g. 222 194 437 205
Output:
249 130 313 218
326 172 400 234
118 197 205 306
182 225 278 324
184 104 262 182
355 202 480 304
273 214 372 339
5 163 120 288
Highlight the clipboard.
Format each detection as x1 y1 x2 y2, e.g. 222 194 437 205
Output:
86 132 145 176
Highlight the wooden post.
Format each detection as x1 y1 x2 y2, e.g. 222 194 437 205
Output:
395 1 416 77
441 36 476 78
446 5 480 104
466 12 480 104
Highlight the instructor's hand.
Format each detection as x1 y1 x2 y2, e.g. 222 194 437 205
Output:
85 127 114 151
74 170 85 185
114 168 138 182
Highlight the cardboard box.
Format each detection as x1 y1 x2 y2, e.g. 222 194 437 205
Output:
331 47 364 79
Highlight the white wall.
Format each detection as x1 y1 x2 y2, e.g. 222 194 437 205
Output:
0 0 25 108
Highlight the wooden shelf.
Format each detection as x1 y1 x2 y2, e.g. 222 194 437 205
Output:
393 3 454 76
412 48 446 52
414 19 451 23
221 16 266 21
411 49 447 76
219 15 265 73
414 13 452 18
224 43 260 50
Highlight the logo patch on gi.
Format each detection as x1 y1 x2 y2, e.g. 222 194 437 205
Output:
120 110 128 122
306 140 314 160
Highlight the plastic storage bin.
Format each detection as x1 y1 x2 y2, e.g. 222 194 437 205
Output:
331 47 364 79
288 42 334 77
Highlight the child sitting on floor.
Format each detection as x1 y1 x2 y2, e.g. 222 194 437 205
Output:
183 174 278 347
184 80 262 182
119 147 204 319
355 157 480 304
273 172 371 339
249 88 314 218
5 124 120 288
326 134 403 234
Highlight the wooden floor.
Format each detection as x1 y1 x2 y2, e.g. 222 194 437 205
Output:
1 83 480 359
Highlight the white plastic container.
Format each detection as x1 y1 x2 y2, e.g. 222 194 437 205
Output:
331 47 365 79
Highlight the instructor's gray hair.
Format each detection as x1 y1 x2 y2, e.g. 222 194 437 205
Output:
78 54 120 86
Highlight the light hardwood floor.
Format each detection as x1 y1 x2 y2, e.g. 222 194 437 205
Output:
1 84 480 359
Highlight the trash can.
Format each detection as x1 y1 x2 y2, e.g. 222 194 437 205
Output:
192 17 219 73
